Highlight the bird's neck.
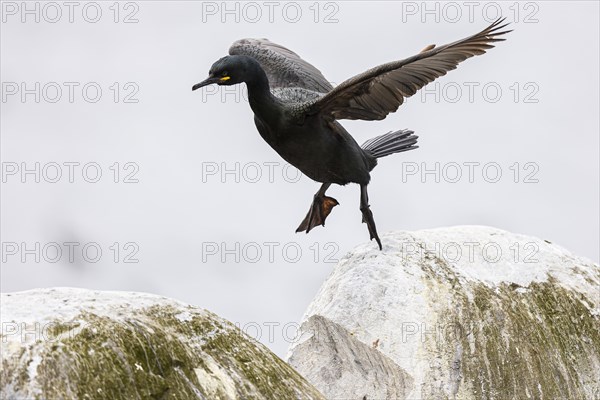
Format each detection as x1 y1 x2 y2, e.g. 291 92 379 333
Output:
245 66 279 123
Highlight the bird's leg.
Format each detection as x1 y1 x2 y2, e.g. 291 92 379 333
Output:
360 185 382 250
296 183 339 233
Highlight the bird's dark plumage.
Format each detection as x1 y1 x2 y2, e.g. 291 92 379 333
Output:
193 19 510 249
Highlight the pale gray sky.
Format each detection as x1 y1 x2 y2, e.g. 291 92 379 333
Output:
2 1 598 357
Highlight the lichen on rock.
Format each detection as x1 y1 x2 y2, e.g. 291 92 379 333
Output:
0 288 324 400
287 226 600 400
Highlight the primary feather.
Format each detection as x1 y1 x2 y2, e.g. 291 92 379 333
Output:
305 18 511 121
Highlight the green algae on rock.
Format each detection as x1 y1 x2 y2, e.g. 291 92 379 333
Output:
288 226 600 400
0 288 325 400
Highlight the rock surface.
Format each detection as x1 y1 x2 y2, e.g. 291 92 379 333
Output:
288 315 414 400
287 226 600 400
0 288 324 400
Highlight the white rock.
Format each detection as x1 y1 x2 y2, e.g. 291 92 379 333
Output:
287 226 600 400
1 287 324 400
287 315 414 400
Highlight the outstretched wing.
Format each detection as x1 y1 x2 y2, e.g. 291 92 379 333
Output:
306 18 511 121
229 38 333 93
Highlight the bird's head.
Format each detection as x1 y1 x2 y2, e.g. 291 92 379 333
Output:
192 55 252 91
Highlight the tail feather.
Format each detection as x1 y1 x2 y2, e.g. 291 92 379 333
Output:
361 129 418 159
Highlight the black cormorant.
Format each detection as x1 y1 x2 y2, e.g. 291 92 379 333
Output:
193 19 510 249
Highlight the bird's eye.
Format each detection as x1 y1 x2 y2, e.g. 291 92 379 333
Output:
221 71 228 77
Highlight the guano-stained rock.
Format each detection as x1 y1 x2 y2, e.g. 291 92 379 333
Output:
287 315 414 400
0 288 325 400
287 226 600 400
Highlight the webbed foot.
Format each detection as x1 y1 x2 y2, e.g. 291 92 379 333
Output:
360 205 382 250
360 184 382 250
296 194 339 233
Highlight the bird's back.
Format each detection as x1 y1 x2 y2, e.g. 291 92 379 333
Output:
229 38 333 94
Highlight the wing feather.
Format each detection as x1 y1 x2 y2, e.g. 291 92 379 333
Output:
306 18 511 121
